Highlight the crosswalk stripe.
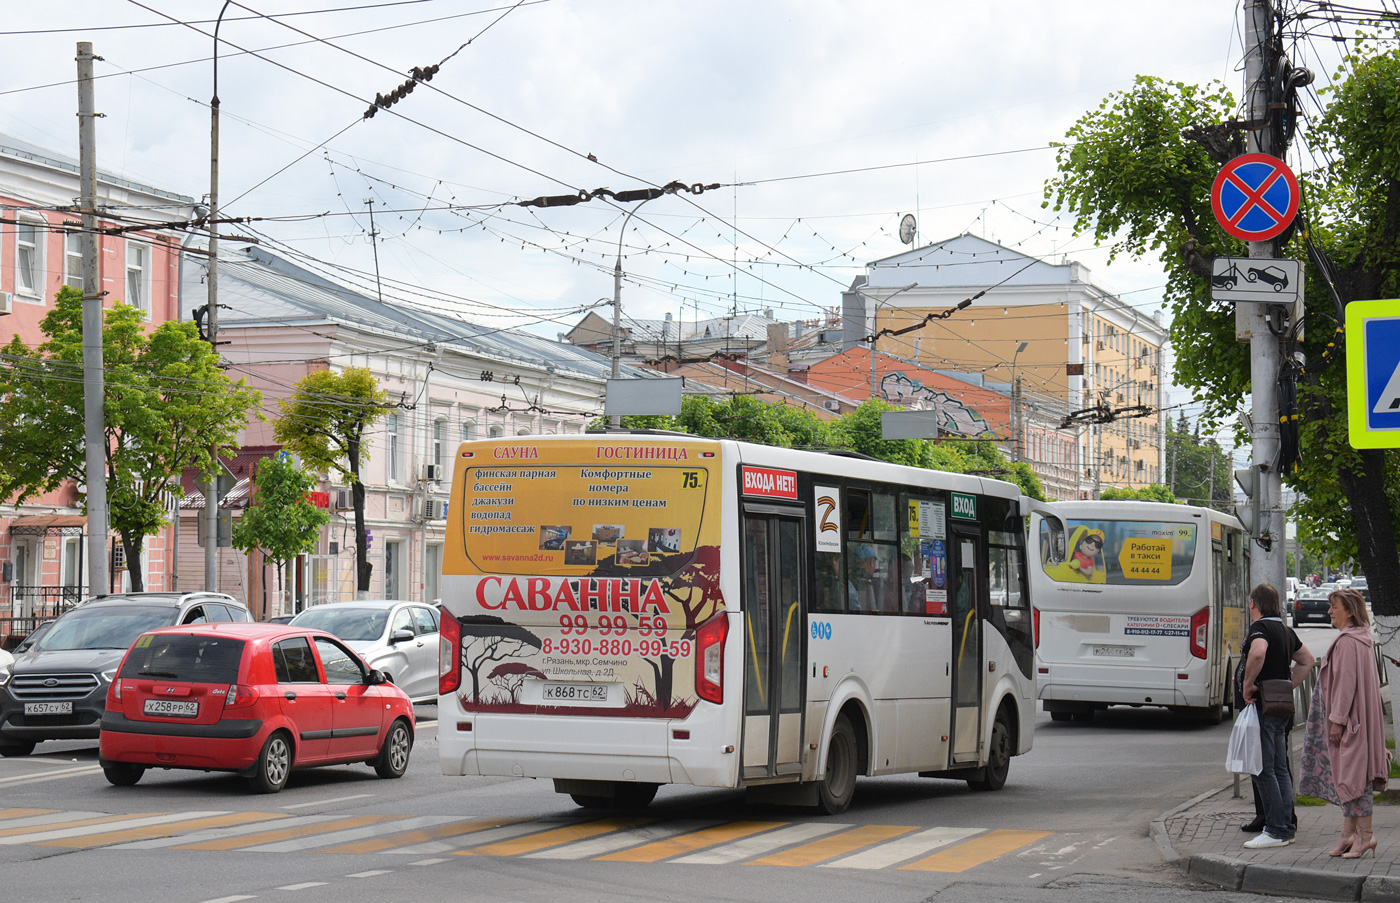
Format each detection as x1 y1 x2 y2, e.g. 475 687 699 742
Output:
0 811 227 845
747 824 917 867
385 819 567 856
0 808 56 821
176 815 405 851
0 811 104 832
244 816 458 853
820 826 984 870
899 829 1052 872
457 818 650 857
0 766 101 787
114 814 336 850
597 820 786 863
319 817 526 854
0 812 166 842
530 820 718 861
38 811 282 849
671 822 850 865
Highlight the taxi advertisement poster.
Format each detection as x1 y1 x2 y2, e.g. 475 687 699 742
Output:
1041 519 1198 587
441 439 724 718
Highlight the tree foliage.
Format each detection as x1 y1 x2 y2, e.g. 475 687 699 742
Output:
231 452 330 615
273 367 388 594
1100 484 1177 503
0 287 260 589
1166 412 1231 509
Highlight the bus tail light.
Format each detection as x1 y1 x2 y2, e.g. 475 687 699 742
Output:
695 613 729 704
1190 607 1209 659
440 612 462 695
1032 607 1040 649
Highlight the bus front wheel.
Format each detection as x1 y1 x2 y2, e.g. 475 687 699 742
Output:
816 713 858 815
969 709 1012 791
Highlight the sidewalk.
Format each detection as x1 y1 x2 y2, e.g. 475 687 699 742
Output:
1153 783 1400 901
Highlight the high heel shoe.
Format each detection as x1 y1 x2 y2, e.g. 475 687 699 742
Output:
1342 836 1378 859
1329 835 1356 857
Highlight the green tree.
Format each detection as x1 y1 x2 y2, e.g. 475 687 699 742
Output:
1045 42 1400 620
0 287 260 589
1166 413 1231 508
1100 485 1178 503
231 452 330 617
601 394 831 448
273 367 388 595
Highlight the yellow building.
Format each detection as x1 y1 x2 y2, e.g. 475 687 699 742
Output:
842 234 1167 498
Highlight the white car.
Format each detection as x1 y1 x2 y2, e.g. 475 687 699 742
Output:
0 648 13 682
290 601 440 704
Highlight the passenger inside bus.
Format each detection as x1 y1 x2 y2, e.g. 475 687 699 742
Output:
848 543 898 612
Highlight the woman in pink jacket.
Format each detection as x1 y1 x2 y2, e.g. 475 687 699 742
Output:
1307 589 1389 858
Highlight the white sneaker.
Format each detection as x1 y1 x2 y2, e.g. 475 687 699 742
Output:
1244 832 1295 849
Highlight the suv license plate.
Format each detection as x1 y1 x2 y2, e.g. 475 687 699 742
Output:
541 683 609 703
24 702 72 715
1092 645 1135 658
143 698 198 718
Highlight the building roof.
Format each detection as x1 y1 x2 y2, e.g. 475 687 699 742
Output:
0 135 195 204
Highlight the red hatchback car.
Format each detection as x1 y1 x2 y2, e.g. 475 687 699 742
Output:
99 623 415 793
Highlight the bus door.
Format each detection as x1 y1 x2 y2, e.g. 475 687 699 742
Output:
949 528 985 764
741 510 806 780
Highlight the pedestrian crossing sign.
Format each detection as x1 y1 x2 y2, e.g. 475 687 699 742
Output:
1346 298 1400 448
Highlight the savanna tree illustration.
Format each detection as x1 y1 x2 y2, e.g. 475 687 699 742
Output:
459 615 542 705
488 661 547 704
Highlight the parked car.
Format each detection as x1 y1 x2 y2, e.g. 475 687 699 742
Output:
0 592 249 757
1293 588 1332 628
99 623 414 792
290 601 440 703
0 648 12 684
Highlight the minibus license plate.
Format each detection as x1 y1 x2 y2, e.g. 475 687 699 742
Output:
542 683 608 703
1092 645 1134 657
144 698 199 717
24 702 71 715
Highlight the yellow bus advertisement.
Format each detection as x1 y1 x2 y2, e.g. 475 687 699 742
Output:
442 438 725 718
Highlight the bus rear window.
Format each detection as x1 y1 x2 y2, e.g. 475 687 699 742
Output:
1041 519 1197 586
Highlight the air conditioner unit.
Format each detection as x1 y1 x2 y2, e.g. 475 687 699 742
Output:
423 499 444 520
1096 340 1106 351
822 399 841 412
0 292 11 315
421 463 441 482
334 488 352 510
1131 440 1142 450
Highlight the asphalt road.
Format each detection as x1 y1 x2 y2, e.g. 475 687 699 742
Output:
2 687 1352 903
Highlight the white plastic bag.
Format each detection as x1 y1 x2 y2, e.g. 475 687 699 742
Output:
1226 704 1262 775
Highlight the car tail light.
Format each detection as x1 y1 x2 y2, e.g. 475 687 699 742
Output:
439 611 462 695
225 684 259 709
694 613 729 705
108 682 122 704
1190 607 1209 659
1033 607 1040 649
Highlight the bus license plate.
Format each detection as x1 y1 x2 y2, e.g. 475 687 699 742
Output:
24 702 72 715
541 683 609 704
1092 646 1135 658
143 698 199 718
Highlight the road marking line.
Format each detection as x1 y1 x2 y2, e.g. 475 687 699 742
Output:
245 816 457 853
176 815 404 851
820 826 984 870
0 811 103 831
414 720 438 729
113 815 336 850
457 818 650 857
899 829 1052 872
0 765 103 786
276 883 327 891
39 811 282 849
279 794 373 810
410 858 447 866
747 824 917 867
672 822 850 865
386 819 566 855
596 821 784 862
347 870 392 878
0 808 57 821
319 816 524 854
201 896 257 903
0 812 213 844
531 820 717 861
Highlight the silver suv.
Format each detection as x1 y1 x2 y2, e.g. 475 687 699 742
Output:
0 592 249 756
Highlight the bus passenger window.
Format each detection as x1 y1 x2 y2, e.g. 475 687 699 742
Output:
989 547 1009 607
812 550 844 613
1039 517 1066 565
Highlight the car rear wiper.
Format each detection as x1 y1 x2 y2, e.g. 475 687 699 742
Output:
137 670 180 678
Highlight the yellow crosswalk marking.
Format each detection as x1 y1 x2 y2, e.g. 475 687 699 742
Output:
321 817 527 854
0 809 55 821
597 821 787 863
38 812 284 849
899 829 1051 872
0 812 160 838
175 815 402 851
457 818 650 857
747 824 917 867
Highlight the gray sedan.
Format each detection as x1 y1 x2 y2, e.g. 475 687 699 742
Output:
290 601 440 703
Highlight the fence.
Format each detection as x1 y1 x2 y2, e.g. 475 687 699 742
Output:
1 585 83 650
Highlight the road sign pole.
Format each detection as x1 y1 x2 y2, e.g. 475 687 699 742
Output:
1244 0 1287 597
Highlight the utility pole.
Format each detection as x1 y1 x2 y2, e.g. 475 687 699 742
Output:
204 13 226 594
77 42 109 597
1244 0 1287 595
366 198 383 304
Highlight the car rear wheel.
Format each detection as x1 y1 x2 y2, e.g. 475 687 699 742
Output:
248 731 293 794
0 740 35 758
102 763 145 786
374 719 412 779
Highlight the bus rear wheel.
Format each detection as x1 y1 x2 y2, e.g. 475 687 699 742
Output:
968 709 1012 791
816 713 858 815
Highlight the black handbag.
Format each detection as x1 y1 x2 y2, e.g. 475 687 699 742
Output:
1260 679 1295 717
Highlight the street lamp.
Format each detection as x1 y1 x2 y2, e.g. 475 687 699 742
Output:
204 0 232 592
867 283 919 399
1010 340 1028 462
610 193 667 427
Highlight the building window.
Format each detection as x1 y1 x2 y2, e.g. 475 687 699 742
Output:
15 217 43 298
460 418 476 443
386 413 400 483
125 242 150 317
425 544 441 604
64 232 83 292
488 425 502 439
432 419 445 472
384 540 402 600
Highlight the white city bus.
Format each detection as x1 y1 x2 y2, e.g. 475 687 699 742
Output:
437 433 1036 814
1029 500 1247 723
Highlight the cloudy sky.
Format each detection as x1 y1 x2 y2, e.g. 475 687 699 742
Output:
0 1 1347 429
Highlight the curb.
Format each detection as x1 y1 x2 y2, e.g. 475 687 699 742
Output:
1149 783 1222 864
